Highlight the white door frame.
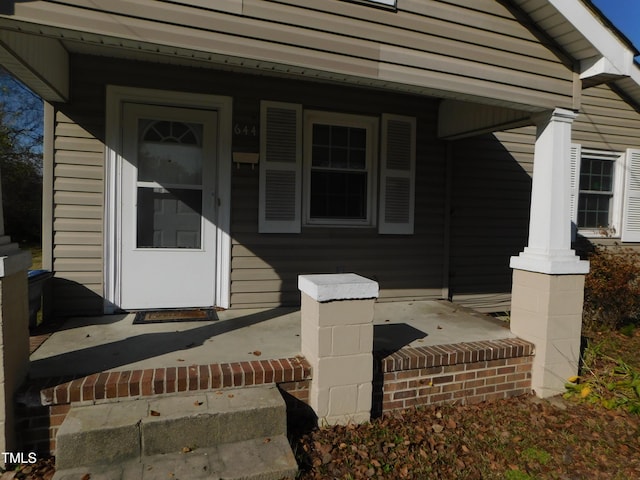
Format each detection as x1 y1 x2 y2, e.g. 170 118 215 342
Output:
104 86 232 313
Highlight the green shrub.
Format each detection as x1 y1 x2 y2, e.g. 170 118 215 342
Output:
583 245 640 332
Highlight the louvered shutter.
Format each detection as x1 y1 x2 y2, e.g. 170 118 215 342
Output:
259 101 302 233
622 148 640 242
379 114 416 234
569 144 581 242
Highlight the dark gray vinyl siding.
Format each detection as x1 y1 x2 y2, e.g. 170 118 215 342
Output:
230 86 446 307
8 0 574 110
450 84 640 312
448 127 534 312
51 54 447 314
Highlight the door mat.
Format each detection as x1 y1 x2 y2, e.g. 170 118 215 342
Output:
133 308 218 324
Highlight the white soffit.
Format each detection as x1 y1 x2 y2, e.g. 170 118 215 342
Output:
0 18 545 112
512 0 640 106
0 29 68 102
513 1 632 74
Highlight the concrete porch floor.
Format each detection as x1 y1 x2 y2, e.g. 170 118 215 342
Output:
29 300 513 380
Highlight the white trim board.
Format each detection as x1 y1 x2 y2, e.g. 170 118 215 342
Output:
104 86 232 313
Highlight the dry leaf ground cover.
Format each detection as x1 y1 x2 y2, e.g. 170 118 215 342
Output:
6 329 640 480
295 328 640 480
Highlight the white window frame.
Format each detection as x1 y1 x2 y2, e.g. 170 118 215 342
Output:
303 110 379 227
344 0 397 9
575 148 624 238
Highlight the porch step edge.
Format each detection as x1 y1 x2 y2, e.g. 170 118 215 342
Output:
55 386 288 470
52 435 298 480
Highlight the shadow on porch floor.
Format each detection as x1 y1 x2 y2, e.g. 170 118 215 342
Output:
29 300 513 380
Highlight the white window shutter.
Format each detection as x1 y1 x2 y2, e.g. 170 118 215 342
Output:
569 143 581 242
622 148 640 242
379 114 416 234
259 101 302 233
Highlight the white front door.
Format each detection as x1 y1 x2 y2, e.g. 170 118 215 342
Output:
119 103 218 309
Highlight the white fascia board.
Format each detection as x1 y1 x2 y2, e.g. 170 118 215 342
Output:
549 0 633 79
580 56 627 80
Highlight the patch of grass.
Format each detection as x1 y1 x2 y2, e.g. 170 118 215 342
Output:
521 447 551 465
566 327 640 415
504 470 534 480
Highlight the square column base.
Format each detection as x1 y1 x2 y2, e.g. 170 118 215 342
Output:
510 269 585 398
299 274 378 426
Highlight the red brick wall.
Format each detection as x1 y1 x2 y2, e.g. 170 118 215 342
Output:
374 339 534 414
15 357 311 456
16 339 534 455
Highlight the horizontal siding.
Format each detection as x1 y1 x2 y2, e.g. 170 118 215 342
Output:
229 85 447 307
52 79 105 315
574 84 640 152
450 85 640 313
9 0 574 109
574 84 640 250
449 127 534 312
48 54 450 314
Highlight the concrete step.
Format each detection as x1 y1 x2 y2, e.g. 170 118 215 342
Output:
55 386 291 471
52 435 298 480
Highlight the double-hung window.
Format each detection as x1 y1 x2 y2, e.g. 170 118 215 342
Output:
304 111 377 226
576 149 619 230
259 101 415 235
570 146 640 241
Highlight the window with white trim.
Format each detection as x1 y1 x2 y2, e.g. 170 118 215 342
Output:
570 146 640 240
577 149 621 230
259 101 415 235
343 0 397 9
304 111 377 226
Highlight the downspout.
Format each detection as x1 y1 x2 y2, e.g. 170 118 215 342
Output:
41 101 54 272
442 141 453 301
41 102 55 321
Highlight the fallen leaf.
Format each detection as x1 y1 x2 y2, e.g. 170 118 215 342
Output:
432 423 444 433
264 437 271 443
182 446 192 453
194 401 203 406
228 394 235 398
150 410 161 416
251 350 262 356
81 475 91 480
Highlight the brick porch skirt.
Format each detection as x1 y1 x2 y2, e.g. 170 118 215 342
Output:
16 338 533 455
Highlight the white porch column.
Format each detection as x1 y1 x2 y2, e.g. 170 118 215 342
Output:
0 173 32 457
299 274 378 425
510 108 589 398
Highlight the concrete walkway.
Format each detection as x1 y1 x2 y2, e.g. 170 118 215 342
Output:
30 300 513 379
